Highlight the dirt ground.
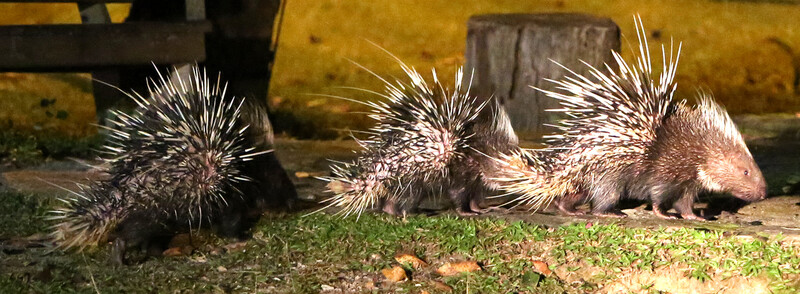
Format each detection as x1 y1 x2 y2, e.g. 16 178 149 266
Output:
2 135 799 240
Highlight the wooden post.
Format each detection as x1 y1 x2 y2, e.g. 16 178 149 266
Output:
78 2 119 122
203 0 281 104
465 13 620 139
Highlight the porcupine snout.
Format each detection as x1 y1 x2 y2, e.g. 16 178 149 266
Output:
702 149 767 202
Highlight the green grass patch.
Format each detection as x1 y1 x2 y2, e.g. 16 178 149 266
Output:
0 191 54 238
2 205 800 293
0 129 102 167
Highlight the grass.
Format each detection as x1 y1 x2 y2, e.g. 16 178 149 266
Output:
1 1 799 139
1 190 800 293
0 129 102 167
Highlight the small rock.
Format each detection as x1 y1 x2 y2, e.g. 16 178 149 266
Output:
320 284 335 291
217 266 227 272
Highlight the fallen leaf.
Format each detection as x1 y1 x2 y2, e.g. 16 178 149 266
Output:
432 280 453 292
381 266 407 282
223 241 248 252
363 280 376 290
162 247 185 257
217 266 227 272
436 261 481 276
532 260 552 276
395 253 428 269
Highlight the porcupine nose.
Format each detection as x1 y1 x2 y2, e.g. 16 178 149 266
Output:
757 185 767 200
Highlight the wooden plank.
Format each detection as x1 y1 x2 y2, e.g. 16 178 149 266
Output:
0 0 134 3
0 21 212 72
464 13 620 139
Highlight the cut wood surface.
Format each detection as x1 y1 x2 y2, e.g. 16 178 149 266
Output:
465 13 620 138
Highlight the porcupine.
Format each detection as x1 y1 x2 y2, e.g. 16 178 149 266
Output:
493 17 767 219
320 60 521 217
49 65 297 264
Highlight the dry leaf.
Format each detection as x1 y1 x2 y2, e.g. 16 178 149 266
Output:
217 266 228 272
381 266 407 282
532 260 552 276
436 261 481 276
363 280 376 290
432 280 453 292
223 241 248 252
395 253 428 269
162 247 185 257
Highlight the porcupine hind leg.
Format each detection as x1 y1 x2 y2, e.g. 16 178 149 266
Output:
381 197 401 216
589 184 627 218
109 212 172 265
216 203 250 240
382 184 424 216
447 179 489 216
556 191 587 216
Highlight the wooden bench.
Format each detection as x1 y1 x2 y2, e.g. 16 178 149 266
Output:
0 0 212 117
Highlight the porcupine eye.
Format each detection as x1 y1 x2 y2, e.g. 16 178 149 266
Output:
744 170 749 176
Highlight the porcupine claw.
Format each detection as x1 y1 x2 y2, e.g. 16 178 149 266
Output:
651 207 677 219
557 206 586 216
593 211 628 218
681 214 706 221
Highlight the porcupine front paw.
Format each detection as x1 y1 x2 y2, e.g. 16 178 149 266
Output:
652 206 677 219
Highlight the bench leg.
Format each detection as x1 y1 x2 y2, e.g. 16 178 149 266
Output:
91 69 123 124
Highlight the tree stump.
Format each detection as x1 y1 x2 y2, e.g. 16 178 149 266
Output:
464 13 620 139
